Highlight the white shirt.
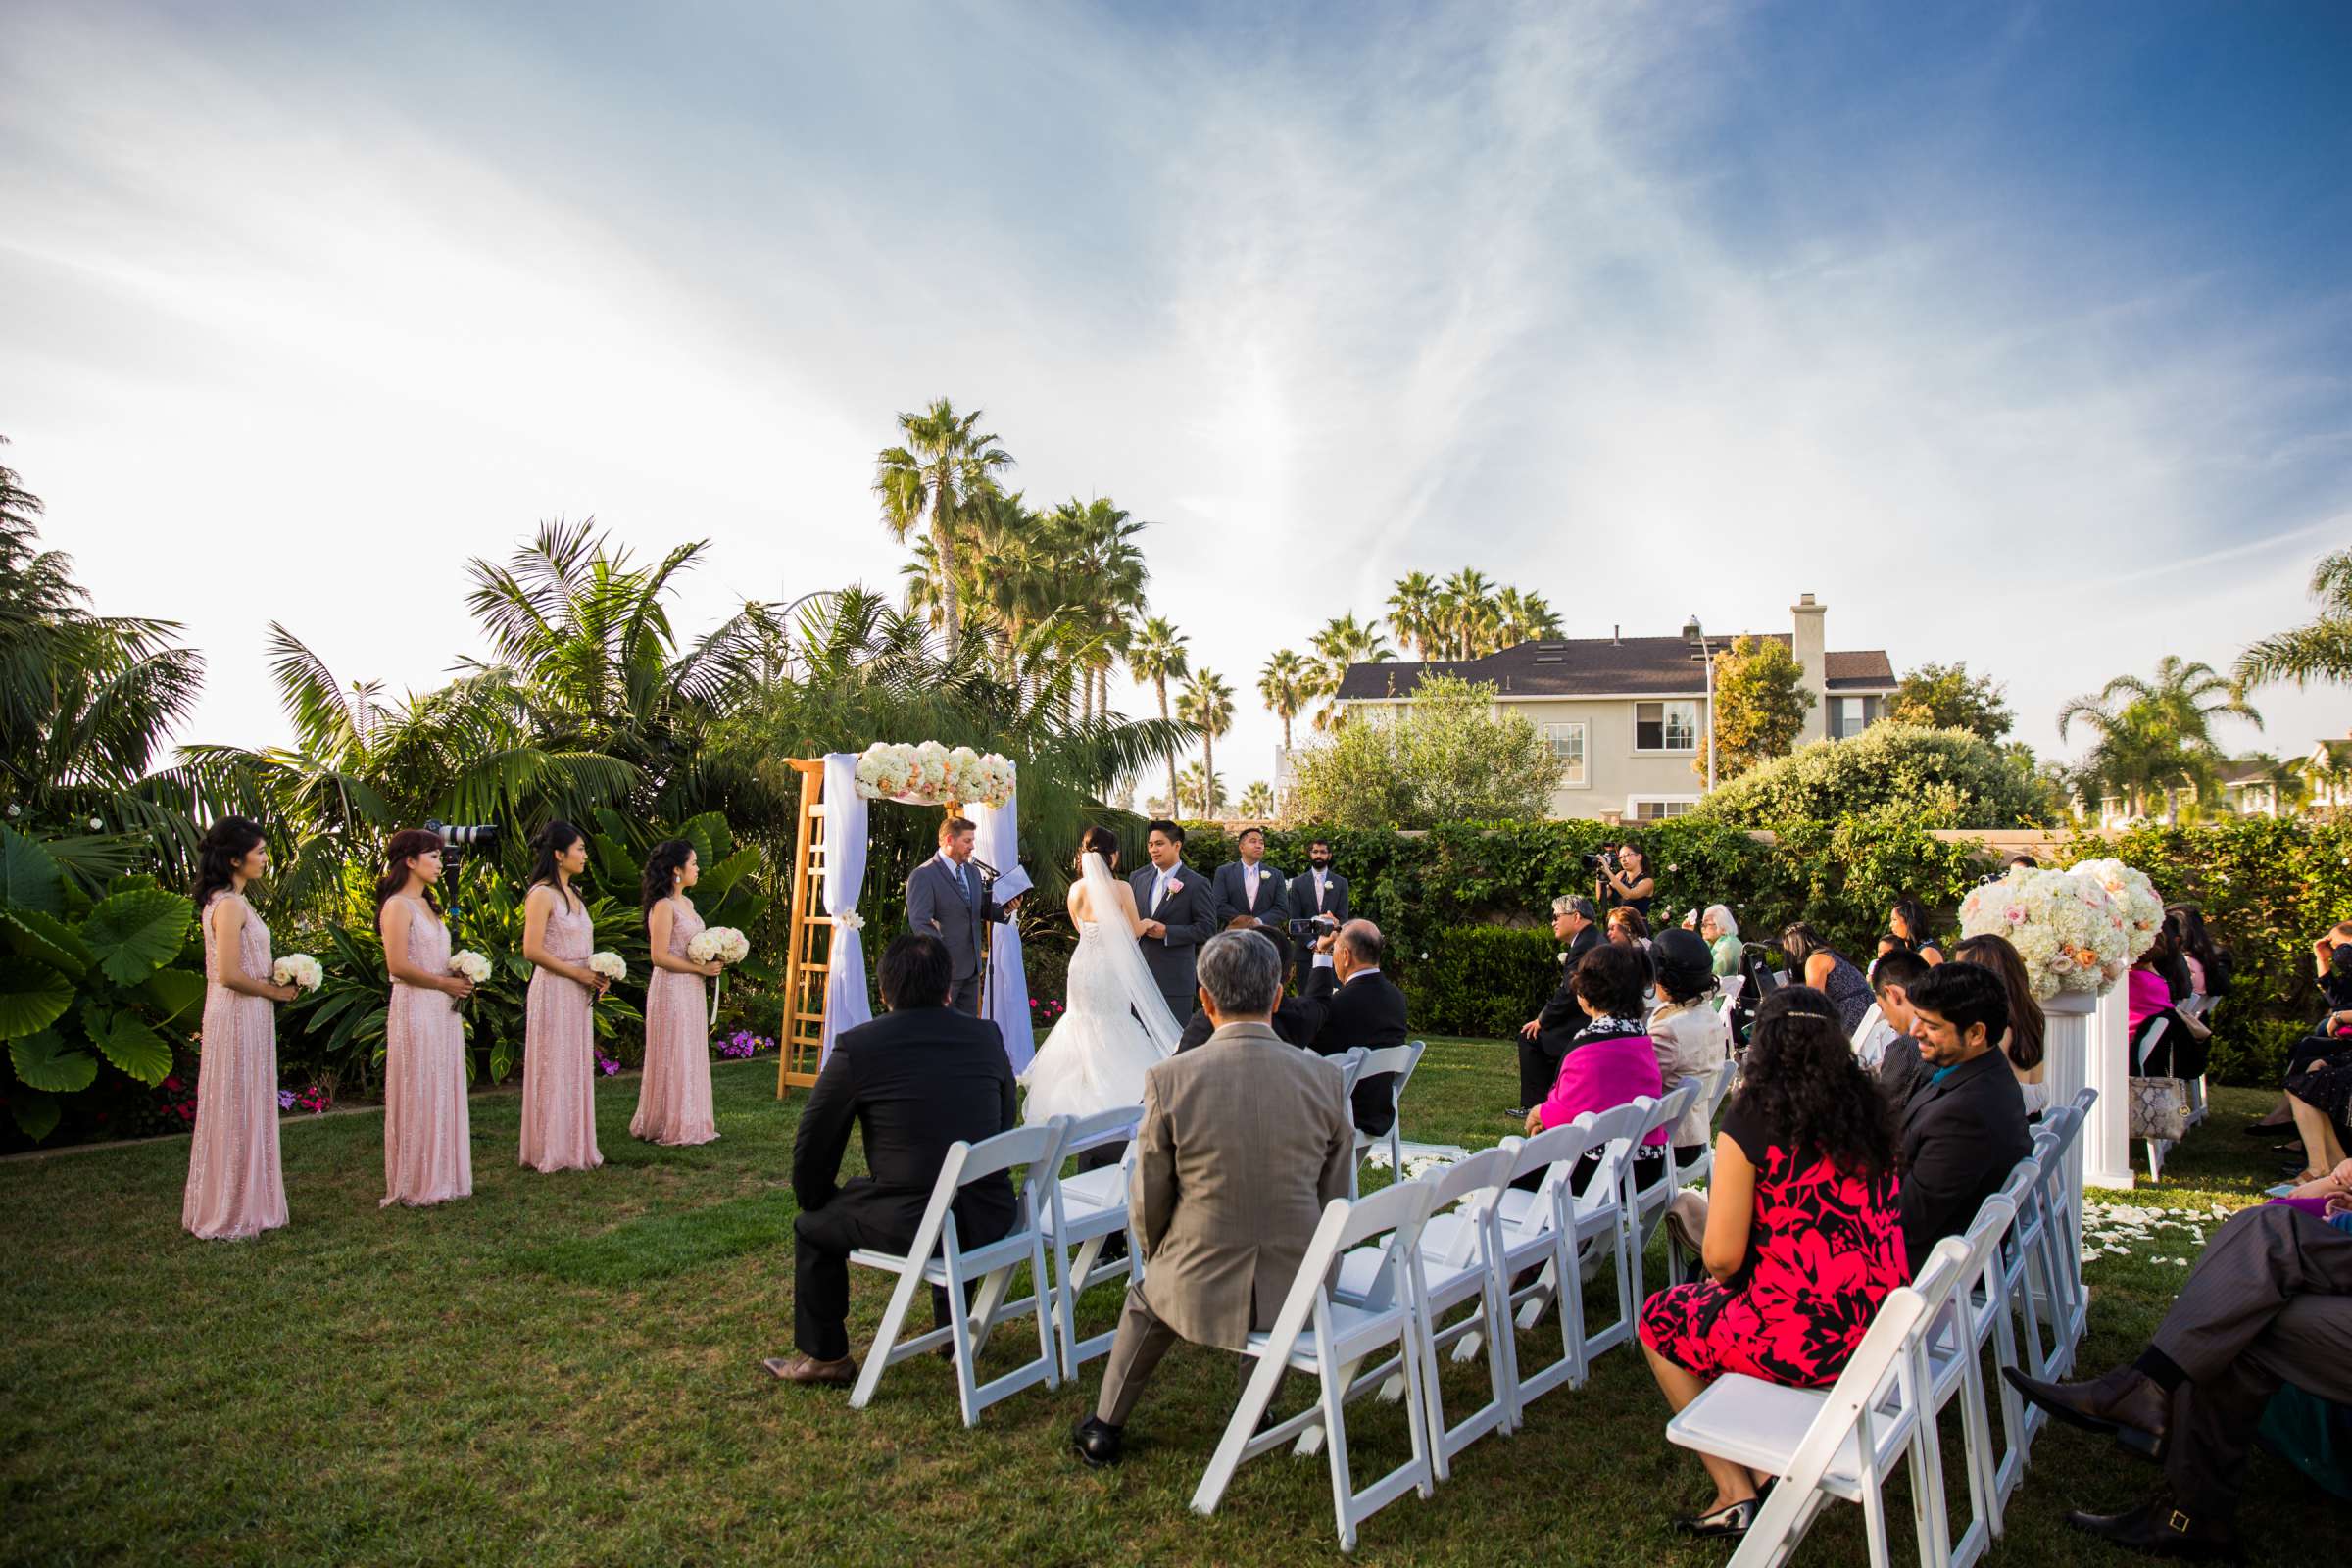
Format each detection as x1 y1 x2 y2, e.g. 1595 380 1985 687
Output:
1242 859 1262 906
1311 867 1331 907
937 852 971 901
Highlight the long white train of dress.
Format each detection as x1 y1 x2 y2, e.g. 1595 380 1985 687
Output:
1020 852 1183 1122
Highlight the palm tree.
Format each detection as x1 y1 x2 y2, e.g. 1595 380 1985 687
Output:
1386 571 1442 660
1176 761 1228 817
1436 567 1496 659
1236 780 1274 818
873 398 1014 658
2236 548 2352 692
1257 649 1312 750
1306 614 1395 730
1176 668 1234 815
1130 616 1189 817
1494 585 1563 647
2058 656 2263 818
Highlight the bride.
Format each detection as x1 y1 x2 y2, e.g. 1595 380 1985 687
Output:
1021 826 1182 1123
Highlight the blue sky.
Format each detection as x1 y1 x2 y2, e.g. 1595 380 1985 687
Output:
3 0 2348 798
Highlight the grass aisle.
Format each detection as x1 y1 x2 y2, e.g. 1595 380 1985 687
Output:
0 1042 2334 1565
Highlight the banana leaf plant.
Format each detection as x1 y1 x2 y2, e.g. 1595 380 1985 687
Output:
0 825 207 1142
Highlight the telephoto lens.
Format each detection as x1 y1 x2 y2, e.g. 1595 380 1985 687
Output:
425 819 500 849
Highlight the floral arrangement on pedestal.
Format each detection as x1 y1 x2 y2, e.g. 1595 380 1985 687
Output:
853 742 1016 808
1957 859 2161 1001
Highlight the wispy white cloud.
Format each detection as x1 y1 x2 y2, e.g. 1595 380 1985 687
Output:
0 0 2345 796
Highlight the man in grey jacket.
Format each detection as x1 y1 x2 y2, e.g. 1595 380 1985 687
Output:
1072 930 1353 1466
905 816 1019 1014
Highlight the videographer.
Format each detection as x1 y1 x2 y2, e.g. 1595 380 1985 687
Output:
1516 896 1601 1115
1593 841 1654 917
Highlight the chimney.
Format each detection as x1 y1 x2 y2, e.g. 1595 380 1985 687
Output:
1611 624 1620 644
1791 592 1829 744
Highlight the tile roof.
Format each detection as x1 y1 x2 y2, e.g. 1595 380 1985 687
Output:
1332 634 1896 701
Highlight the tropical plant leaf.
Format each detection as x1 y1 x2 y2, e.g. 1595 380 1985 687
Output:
95 1011 173 1084
138 966 207 1024
10 1028 99 1093
695 847 761 905
3 906 91 977
0 824 63 912
592 833 641 888
680 809 733 862
80 886 194 985
0 956 75 1040
10 1090 59 1142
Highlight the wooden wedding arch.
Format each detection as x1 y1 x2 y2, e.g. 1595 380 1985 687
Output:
772 758 989 1096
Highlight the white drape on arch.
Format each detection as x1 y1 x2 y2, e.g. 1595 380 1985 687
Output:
974 787 1035 1075
818 752 872 1064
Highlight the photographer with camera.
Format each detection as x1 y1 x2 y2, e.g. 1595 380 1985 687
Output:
1590 842 1654 918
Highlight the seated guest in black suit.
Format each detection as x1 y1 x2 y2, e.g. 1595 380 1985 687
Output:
1295 919 1411 1135
2006 1196 2352 1557
1517 895 1601 1114
1863 949 1933 1102
1896 960 2032 1275
765 932 1018 1386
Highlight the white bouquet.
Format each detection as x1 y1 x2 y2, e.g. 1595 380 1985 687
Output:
2068 858 2163 964
855 741 917 799
1958 867 2131 1000
272 953 323 992
947 746 985 803
687 926 750 966
910 739 952 796
586 951 628 984
974 752 1016 808
449 950 492 984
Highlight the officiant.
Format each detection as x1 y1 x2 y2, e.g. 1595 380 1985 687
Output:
906 816 1021 1015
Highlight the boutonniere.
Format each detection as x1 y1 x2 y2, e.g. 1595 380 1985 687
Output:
1168 878 1185 893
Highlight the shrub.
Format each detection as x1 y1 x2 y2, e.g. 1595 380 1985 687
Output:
1693 724 2048 829
1405 926 1560 1039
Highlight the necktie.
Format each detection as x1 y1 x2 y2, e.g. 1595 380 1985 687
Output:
1154 871 1170 912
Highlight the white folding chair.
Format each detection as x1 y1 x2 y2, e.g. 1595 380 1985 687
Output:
1337 1047 1369 1101
1675 1057 1739 1193
2001 1130 2065 1414
1191 1179 1440 1552
1348 1040 1428 1199
2132 1015 2175 1183
1039 1103 1143 1377
846 1118 1070 1427
1668 1240 1967 1568
1335 1145 1517 1480
2182 995 2215 1125
1622 1082 1701 1304
1978 1163 2039 1508
1918 1195 2018 1568
2039 1095 2095 1357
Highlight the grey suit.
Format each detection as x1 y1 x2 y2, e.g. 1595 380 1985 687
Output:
906 854 1010 1014
1094 1021 1354 1424
2147 1203 2352 1515
1129 862 1219 1019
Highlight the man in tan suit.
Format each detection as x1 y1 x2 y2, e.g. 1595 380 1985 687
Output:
1072 930 1354 1466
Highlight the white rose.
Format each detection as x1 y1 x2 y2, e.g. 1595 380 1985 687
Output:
586 951 627 982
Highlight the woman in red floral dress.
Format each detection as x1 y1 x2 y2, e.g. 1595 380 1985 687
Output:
1639 985 1909 1540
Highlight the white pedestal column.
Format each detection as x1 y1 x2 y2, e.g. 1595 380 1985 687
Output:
2082 983 2137 1191
2043 993 2093 1275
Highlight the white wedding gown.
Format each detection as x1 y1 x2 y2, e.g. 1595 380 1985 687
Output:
1021 854 1181 1124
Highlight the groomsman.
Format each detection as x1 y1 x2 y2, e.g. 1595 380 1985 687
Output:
1283 837 1348 982
1211 827 1290 973
1130 821 1219 1022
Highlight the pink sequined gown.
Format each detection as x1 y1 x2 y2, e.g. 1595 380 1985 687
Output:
382 898 474 1206
518 893 603 1173
182 891 288 1240
632 898 718 1146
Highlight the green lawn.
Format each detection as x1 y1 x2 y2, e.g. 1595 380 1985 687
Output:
0 1039 2335 1566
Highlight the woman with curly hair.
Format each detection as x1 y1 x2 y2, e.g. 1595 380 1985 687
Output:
1638 986 1907 1540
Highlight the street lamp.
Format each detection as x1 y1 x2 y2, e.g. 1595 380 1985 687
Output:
1683 615 1716 795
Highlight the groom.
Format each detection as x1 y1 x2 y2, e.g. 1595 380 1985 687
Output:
1130 820 1219 1022
906 816 1019 1015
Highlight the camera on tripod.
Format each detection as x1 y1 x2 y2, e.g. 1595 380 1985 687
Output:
426 819 500 859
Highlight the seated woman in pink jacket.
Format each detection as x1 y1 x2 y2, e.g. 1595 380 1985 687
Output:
1521 942 1667 1193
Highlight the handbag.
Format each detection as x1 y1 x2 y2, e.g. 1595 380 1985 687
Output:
2128 1075 2191 1142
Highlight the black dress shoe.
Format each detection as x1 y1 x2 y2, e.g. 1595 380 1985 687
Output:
1673 1497 1759 1539
2004 1365 2170 1460
1072 1415 1125 1467
2067 1495 2236 1559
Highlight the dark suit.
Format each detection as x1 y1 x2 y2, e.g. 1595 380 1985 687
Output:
1284 868 1349 984
1212 858 1291 974
789 1005 1019 1360
2146 1204 2352 1516
906 855 1012 1014
1896 1047 2031 1275
1519 924 1602 1106
1130 862 1220 1020
1298 966 1410 1136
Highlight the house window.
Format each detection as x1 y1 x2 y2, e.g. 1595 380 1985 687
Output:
1635 700 1699 752
1542 721 1588 787
1828 695 1883 740
1629 798 1694 821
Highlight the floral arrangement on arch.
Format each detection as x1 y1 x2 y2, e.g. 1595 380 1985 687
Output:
1957 861 2151 1001
854 741 1016 808
2067 858 2165 962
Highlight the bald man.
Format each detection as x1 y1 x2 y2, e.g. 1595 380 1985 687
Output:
1295 920 1410 1135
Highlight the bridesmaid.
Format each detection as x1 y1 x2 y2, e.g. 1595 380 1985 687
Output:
632 839 723 1146
377 827 476 1207
182 816 296 1240
518 820 607 1172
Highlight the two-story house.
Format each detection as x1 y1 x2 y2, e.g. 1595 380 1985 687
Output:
1328 593 1896 822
